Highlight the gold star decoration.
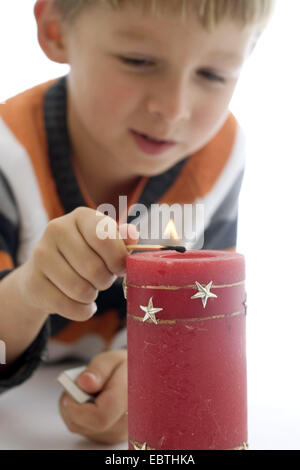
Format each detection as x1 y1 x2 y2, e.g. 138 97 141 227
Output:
140 297 163 324
191 281 217 308
133 441 147 450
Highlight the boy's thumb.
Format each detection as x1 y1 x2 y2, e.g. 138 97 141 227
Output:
75 371 101 395
75 351 127 394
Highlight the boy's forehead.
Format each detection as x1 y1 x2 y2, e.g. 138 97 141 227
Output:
104 9 258 61
70 3 259 64
114 25 251 55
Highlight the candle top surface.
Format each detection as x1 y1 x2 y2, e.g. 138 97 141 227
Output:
128 249 243 262
127 250 245 285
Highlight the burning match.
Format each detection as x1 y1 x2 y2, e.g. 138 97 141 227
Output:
126 245 186 253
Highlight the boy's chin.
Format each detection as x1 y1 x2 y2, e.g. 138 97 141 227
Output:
136 158 183 177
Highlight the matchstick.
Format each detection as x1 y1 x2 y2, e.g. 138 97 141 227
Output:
126 244 186 253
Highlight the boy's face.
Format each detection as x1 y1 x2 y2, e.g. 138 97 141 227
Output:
61 3 258 177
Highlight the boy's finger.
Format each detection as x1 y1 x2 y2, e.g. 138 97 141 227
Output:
34 268 98 321
70 361 127 433
75 370 101 395
118 223 139 244
55 219 116 291
59 393 88 434
94 359 128 414
75 350 127 394
41 249 98 304
118 223 139 254
74 208 129 276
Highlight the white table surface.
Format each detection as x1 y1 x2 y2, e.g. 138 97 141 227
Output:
0 363 127 450
0 363 299 450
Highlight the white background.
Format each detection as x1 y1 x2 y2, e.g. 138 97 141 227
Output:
0 0 300 449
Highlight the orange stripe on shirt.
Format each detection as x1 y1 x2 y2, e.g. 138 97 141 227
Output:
161 114 238 204
51 308 121 345
0 81 65 221
0 251 14 270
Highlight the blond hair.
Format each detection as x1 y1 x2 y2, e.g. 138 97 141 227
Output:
53 0 276 30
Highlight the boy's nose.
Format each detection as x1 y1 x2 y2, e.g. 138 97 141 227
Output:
146 78 191 124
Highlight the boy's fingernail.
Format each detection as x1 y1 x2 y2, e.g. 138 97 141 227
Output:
128 224 139 240
119 223 139 240
91 303 98 314
77 371 98 386
83 372 98 381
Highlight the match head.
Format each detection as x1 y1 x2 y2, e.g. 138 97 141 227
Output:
162 245 186 253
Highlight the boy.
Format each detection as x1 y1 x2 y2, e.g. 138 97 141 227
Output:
0 0 274 445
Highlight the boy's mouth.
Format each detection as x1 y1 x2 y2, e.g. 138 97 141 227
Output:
135 131 176 145
130 130 177 156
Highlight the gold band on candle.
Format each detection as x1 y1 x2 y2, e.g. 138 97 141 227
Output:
128 309 244 325
129 439 249 450
125 280 245 291
122 275 244 300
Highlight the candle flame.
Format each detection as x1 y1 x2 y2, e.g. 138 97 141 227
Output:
163 219 180 240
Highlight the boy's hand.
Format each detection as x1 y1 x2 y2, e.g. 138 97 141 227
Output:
59 349 128 445
18 207 139 321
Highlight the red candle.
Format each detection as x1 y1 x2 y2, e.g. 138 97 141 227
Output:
126 250 247 450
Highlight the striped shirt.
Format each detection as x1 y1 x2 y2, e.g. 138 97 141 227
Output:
0 77 245 394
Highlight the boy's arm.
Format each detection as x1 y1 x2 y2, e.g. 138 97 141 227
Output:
0 171 50 391
0 267 50 383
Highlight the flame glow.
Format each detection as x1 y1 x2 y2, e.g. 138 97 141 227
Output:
163 219 180 240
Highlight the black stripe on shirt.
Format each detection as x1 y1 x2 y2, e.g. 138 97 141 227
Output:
0 214 18 266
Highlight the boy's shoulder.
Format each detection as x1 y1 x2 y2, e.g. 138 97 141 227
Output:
162 113 245 205
0 79 57 134
0 79 64 235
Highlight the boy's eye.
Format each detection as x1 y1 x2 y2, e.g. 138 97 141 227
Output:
119 56 154 67
118 57 226 84
198 70 226 84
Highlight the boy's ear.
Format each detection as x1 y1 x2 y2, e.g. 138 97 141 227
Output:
34 0 68 64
